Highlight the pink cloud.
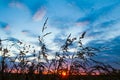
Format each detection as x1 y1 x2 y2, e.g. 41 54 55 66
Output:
75 21 89 26
33 7 46 21
9 1 27 10
4 25 10 31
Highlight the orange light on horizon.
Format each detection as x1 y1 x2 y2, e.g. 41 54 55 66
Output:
4 68 101 76
61 71 67 77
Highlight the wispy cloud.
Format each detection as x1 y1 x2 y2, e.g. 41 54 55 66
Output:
76 2 120 26
7 37 20 43
21 30 38 38
9 1 27 10
0 21 9 29
0 21 11 35
33 7 46 21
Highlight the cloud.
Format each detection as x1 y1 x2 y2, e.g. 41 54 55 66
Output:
33 7 46 21
0 21 9 30
0 21 11 35
94 21 120 41
88 19 119 36
95 19 118 30
75 21 89 27
76 2 120 26
21 30 38 38
53 35 66 48
7 37 20 43
20 0 47 15
9 1 27 10
88 36 120 64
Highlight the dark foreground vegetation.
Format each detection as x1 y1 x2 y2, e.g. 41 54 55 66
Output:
0 18 120 80
0 73 120 80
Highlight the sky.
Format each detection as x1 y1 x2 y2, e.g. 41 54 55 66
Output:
0 0 120 68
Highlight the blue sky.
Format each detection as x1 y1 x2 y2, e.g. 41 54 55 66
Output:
0 0 120 68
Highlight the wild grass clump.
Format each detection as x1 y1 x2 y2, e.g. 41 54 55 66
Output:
0 18 120 80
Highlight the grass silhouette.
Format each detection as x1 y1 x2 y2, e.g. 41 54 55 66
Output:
0 18 120 80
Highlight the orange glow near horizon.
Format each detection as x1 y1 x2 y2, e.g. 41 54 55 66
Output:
5 69 101 76
61 71 67 77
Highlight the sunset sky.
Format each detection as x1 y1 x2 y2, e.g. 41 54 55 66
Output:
0 0 120 68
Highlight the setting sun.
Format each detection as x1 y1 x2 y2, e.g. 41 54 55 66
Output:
62 72 67 77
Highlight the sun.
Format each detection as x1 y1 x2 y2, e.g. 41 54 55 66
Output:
62 71 67 77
